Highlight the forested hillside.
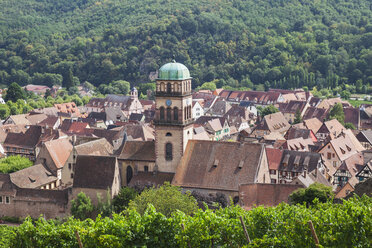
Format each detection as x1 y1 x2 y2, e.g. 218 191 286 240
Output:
0 0 372 92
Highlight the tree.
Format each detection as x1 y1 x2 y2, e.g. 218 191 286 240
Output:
293 109 302 124
344 122 356 130
260 105 279 117
44 89 51 99
199 81 217 91
289 183 334 206
112 187 138 213
328 103 345 125
128 182 198 217
0 155 33 173
5 82 25 102
71 192 94 220
0 105 10 119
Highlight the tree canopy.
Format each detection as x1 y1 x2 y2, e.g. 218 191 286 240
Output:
70 192 94 220
289 183 334 206
0 0 371 94
0 155 33 173
128 183 198 217
328 103 345 124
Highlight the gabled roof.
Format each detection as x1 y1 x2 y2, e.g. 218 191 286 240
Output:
303 107 328 121
328 133 358 161
206 100 231 116
318 119 345 139
43 137 73 169
73 155 117 189
256 112 290 133
4 125 45 148
75 138 113 156
173 140 265 191
0 173 16 195
10 164 57 188
38 116 59 128
266 148 283 170
303 118 323 134
278 150 321 173
284 137 314 151
285 127 313 140
279 100 307 114
117 140 155 161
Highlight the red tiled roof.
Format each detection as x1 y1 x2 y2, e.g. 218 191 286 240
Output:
266 148 283 170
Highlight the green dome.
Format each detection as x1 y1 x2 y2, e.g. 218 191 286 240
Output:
158 61 191 80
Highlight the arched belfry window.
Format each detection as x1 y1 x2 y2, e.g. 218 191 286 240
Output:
167 83 171 93
167 107 172 121
174 107 179 121
165 143 173 161
126 166 133 185
160 106 165 120
166 132 172 136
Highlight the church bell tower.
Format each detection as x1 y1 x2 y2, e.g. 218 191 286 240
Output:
155 61 193 173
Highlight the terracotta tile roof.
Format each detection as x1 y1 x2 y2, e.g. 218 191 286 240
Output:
6 114 31 125
10 164 57 188
239 183 303 209
117 141 155 161
4 125 44 148
206 100 231 116
278 150 322 173
44 137 73 169
60 120 89 134
257 112 290 133
75 138 113 156
73 155 117 189
285 128 313 140
266 148 283 170
172 140 266 191
31 107 59 117
284 137 314 151
303 107 328 121
38 116 59 128
329 133 358 161
54 102 80 116
123 124 154 141
308 97 322 107
303 118 323 134
279 100 307 114
219 90 282 104
319 119 345 139
26 114 48 125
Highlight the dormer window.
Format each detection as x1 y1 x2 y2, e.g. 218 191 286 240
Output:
213 159 219 168
238 160 244 169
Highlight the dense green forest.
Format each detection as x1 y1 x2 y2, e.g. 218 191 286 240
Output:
1 196 371 247
0 0 372 93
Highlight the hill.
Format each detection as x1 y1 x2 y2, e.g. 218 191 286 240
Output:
0 0 371 92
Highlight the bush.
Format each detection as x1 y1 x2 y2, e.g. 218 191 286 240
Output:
128 182 198 217
0 155 33 173
289 183 334 206
112 187 138 213
70 192 94 220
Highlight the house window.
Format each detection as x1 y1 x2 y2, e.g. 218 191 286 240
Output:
270 170 276 175
333 161 337 167
165 143 173 161
167 83 171 93
5 196 10 204
271 179 277 184
160 107 165 120
70 173 74 179
0 196 2 204
327 153 331 160
166 132 172 137
68 163 72 170
174 107 179 121
144 165 149 172
167 107 172 121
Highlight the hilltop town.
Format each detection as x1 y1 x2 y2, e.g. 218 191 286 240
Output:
0 61 371 219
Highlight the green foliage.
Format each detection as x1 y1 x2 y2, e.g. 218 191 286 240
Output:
328 103 345 125
129 183 198 217
96 190 113 218
0 155 33 173
98 80 130 95
6 196 372 247
260 105 279 117
112 187 138 213
293 109 302 124
289 183 335 206
71 192 94 220
1 0 372 92
344 122 356 130
199 81 217 91
4 82 25 102
0 226 15 247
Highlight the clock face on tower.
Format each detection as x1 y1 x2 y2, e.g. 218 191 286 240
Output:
166 99 172 106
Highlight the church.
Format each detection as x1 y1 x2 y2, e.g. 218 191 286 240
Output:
117 61 269 198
